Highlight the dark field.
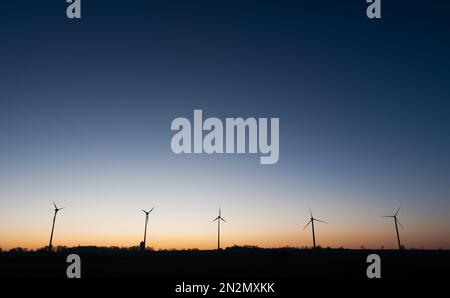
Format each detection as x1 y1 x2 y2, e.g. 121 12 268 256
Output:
1 247 449 278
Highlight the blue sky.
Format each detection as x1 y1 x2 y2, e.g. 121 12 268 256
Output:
0 0 449 249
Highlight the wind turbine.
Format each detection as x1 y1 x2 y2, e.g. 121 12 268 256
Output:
48 202 65 252
381 205 404 249
212 208 226 250
141 207 155 251
303 207 327 249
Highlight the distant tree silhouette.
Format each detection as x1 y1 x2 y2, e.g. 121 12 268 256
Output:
9 247 28 253
56 246 68 252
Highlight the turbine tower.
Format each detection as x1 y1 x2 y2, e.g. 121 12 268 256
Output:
141 207 155 251
212 208 226 250
381 205 404 249
303 207 327 249
48 202 64 252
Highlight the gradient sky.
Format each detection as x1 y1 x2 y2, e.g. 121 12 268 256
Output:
1 0 450 250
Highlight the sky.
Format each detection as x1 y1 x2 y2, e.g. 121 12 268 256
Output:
0 0 450 250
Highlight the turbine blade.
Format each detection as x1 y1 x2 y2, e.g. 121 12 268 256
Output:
381 216 394 218
149 207 155 213
314 218 328 224
212 217 219 222
53 202 58 209
396 218 404 230
141 209 147 213
220 217 226 222
303 220 312 230
308 206 313 218
395 205 402 216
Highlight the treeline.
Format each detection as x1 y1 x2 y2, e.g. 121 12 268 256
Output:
0 245 342 254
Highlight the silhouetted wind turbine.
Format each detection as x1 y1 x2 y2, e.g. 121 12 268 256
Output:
48 202 64 252
141 207 155 251
212 208 226 250
303 207 327 249
381 205 404 249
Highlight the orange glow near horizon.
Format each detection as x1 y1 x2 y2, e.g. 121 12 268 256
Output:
1 205 449 251
1 167 450 251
